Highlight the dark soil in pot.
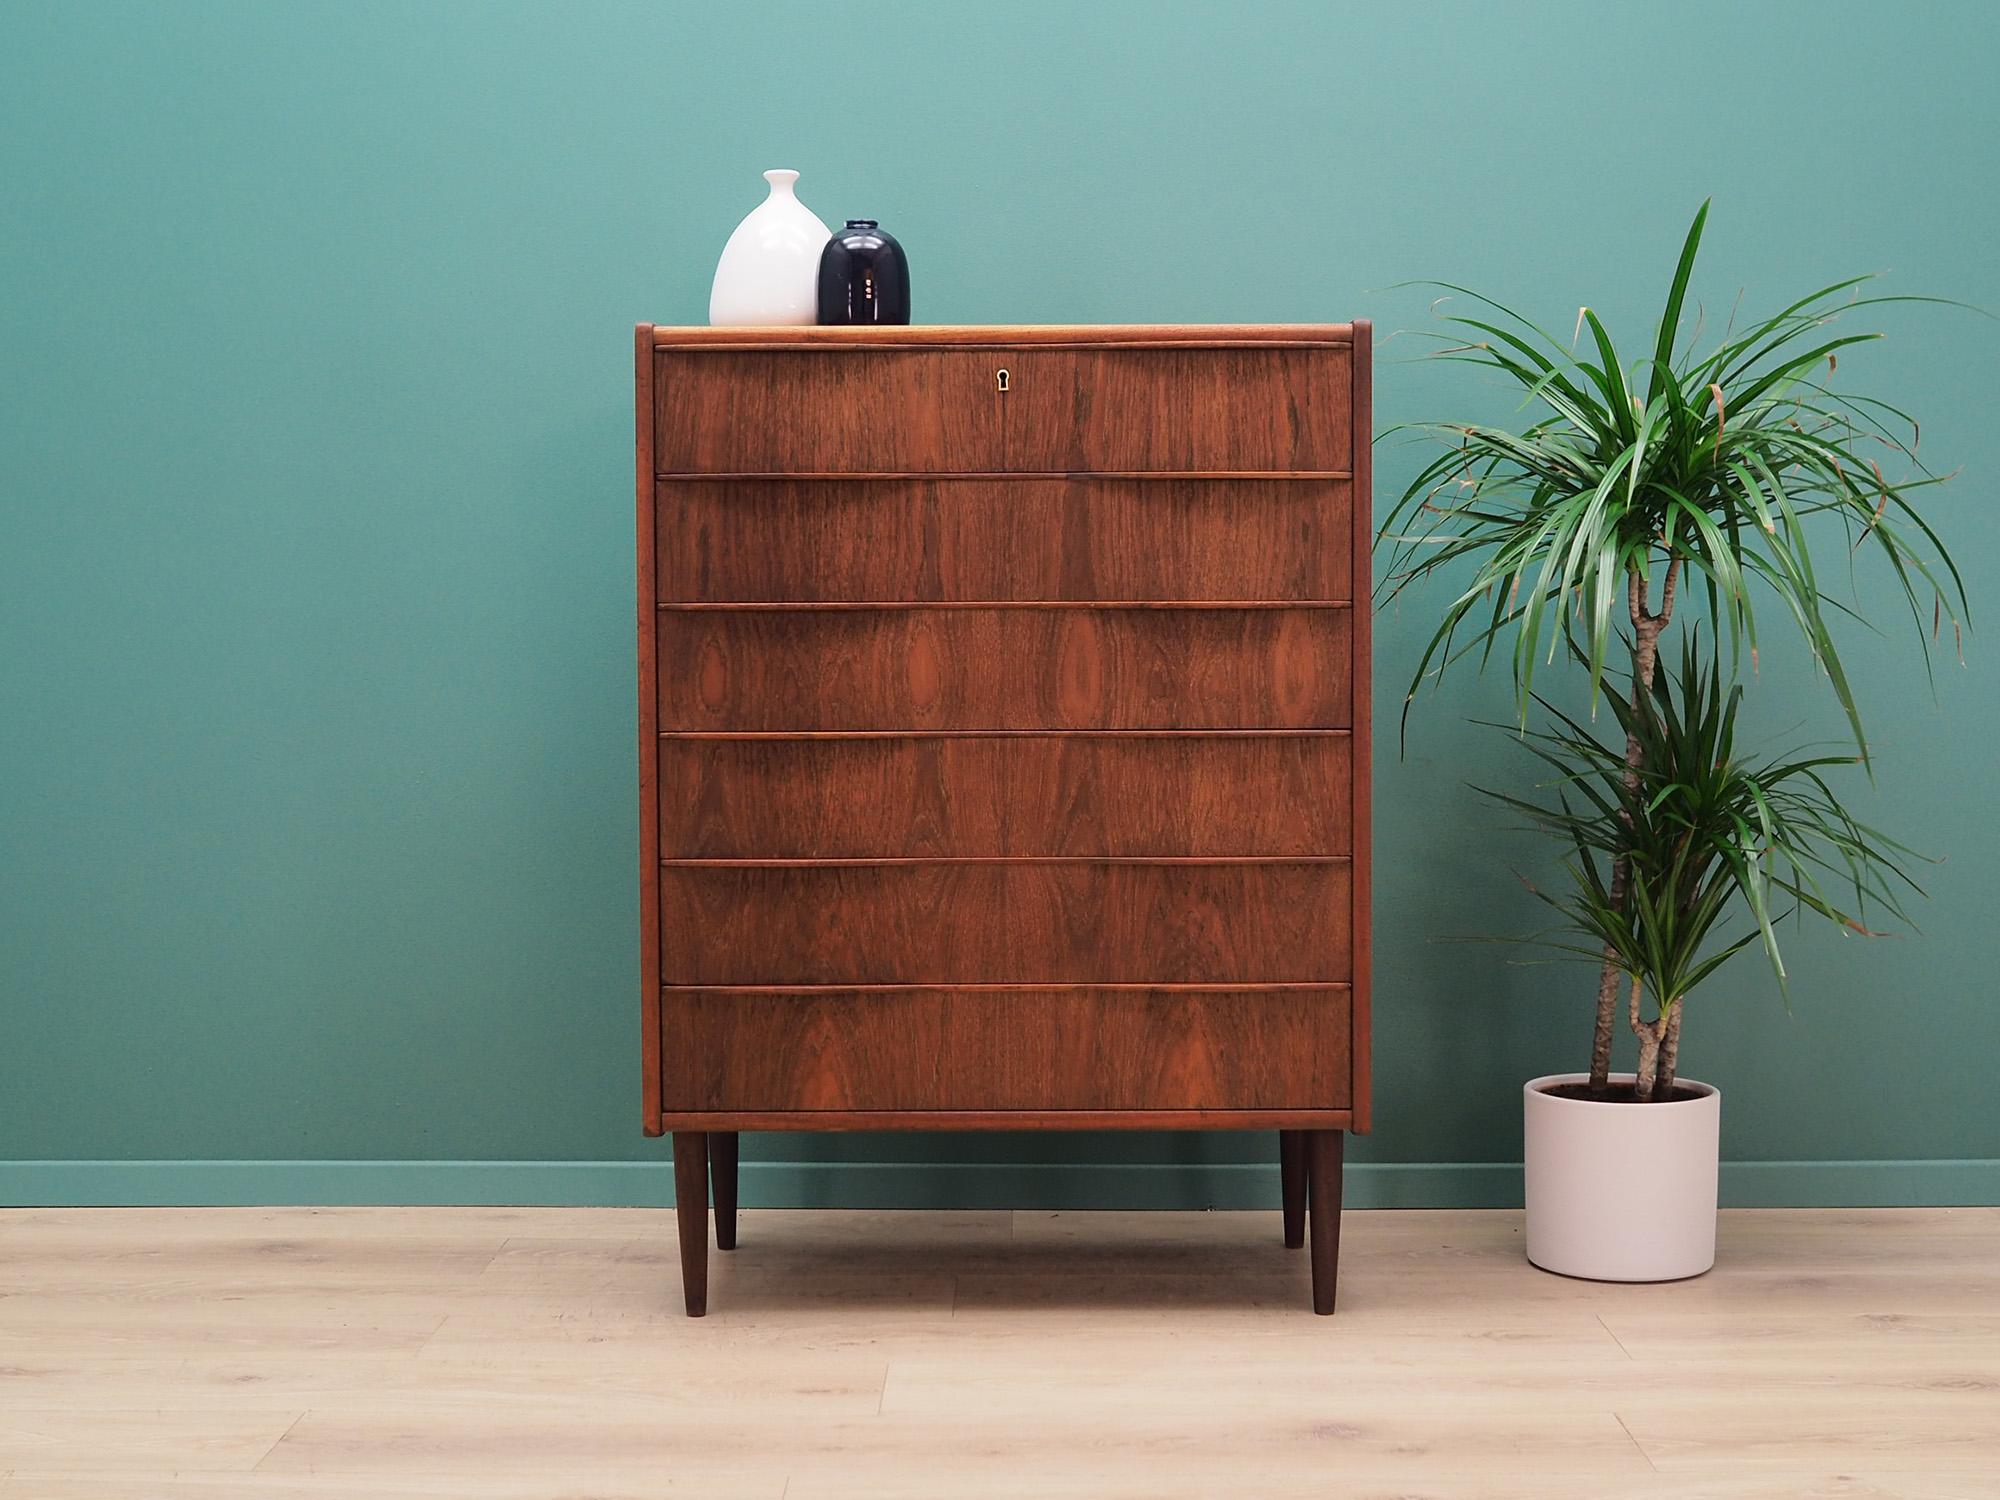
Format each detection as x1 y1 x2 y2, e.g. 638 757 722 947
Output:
1541 1081 1709 1104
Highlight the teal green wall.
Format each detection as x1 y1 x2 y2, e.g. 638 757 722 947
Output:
5 0 1996 1207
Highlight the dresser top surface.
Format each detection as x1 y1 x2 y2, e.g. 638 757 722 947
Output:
644 323 1358 348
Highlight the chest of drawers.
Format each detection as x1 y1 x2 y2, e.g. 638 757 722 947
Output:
635 324 1372 1314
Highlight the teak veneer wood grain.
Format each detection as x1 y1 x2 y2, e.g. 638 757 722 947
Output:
1001 347 1352 473
660 731 1352 858
659 986 1353 1111
637 323 1372 1314
655 338 1352 474
657 350 1004 473
658 604 1353 732
655 477 1354 603
658 858 1352 988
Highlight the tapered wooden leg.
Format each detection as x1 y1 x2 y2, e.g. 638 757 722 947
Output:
1279 1130 1308 1249
1306 1129 1344 1315
672 1131 709 1317
710 1131 739 1251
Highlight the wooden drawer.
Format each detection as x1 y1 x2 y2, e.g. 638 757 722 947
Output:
659 859 1351 985
654 349 1002 473
660 986 1353 1111
653 341 1351 475
1004 347 1352 473
654 478 1354 603
657 605 1352 731
661 732 1352 858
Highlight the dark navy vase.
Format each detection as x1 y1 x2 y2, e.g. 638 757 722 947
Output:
816 219 910 325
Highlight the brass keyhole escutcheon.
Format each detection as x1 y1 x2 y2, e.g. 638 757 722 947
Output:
995 368 1010 393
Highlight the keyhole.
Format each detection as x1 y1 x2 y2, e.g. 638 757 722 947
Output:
996 368 1010 393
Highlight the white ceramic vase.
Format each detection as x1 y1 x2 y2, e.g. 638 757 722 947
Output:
708 169 830 326
1522 1072 1721 1282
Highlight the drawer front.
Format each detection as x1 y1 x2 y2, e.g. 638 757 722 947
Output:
1004 347 1352 473
654 350 1002 473
657 606 1352 731
659 860 1351 986
655 478 1353 603
661 732 1352 858
660 986 1353 1111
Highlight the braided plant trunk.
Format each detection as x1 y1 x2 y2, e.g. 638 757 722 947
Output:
1587 557 1680 1098
1656 1002 1684 1095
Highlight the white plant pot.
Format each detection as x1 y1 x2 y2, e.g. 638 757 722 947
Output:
708 169 830 326
1522 1072 1721 1282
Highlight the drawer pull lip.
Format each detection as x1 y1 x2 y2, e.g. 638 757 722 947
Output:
662 981 1352 992
659 728 1354 740
662 855 1353 868
655 599 1353 611
654 470 1355 481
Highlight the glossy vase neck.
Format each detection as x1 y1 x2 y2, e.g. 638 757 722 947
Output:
762 169 800 201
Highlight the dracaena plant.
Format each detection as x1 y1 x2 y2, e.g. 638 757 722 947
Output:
1378 203 1967 1092
1484 638 1926 1100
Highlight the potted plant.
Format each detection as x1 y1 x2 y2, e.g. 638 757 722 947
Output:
1492 640 1923 1278
1378 204 1965 1280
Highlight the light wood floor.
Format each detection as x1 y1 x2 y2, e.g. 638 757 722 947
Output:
1 1207 1996 1498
